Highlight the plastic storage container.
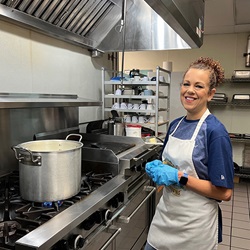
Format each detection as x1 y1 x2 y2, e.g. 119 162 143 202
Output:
125 124 141 137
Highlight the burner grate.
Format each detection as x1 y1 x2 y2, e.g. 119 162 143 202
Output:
0 170 115 249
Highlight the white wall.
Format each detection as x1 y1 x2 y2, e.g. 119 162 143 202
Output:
0 20 112 123
120 33 250 130
120 33 250 166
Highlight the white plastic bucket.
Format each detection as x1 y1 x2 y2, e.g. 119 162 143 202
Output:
125 124 141 137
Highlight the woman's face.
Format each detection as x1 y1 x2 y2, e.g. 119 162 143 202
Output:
180 68 215 120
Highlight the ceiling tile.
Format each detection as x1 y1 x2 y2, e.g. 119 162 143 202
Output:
204 0 250 34
204 0 234 27
235 0 250 24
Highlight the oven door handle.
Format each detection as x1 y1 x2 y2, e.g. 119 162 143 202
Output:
100 225 122 250
117 185 156 224
84 224 121 250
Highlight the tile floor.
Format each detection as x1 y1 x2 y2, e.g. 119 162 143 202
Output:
218 178 250 250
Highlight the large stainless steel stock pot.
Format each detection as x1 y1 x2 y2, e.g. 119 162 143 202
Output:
12 134 83 202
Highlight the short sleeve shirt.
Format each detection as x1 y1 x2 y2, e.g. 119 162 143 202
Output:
162 114 234 189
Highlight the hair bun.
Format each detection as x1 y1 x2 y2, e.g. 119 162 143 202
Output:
191 57 225 85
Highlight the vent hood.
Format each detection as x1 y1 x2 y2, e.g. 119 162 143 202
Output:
0 0 204 52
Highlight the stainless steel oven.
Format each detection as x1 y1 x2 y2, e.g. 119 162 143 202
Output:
82 176 155 250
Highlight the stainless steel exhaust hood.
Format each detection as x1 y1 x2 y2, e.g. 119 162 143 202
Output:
0 0 204 52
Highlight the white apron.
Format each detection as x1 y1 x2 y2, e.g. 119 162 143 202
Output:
147 109 218 250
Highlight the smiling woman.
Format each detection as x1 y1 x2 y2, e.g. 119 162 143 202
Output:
180 57 224 120
144 57 234 250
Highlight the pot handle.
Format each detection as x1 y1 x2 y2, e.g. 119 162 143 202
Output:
12 146 41 165
66 134 82 142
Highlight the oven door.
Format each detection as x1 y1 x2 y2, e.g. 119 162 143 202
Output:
84 177 155 250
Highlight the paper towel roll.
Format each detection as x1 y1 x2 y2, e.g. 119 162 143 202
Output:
163 61 172 71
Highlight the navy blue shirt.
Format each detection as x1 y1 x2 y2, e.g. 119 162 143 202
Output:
162 114 234 189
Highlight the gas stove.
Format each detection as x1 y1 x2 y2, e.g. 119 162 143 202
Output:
0 171 117 249
0 96 161 249
0 134 160 250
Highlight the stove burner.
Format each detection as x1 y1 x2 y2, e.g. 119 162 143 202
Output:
0 171 115 249
81 172 113 191
0 221 21 237
42 201 63 209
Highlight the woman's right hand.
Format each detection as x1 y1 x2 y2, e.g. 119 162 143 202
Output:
145 160 179 186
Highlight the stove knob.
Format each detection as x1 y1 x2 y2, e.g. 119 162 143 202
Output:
94 210 104 224
80 213 96 230
109 192 125 208
111 196 119 208
117 192 125 202
104 209 113 220
68 234 85 250
52 240 69 249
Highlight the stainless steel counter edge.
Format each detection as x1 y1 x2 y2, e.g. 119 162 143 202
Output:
15 173 142 250
0 93 102 108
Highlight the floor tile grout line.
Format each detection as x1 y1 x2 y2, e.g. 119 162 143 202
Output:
219 181 250 249
230 182 250 250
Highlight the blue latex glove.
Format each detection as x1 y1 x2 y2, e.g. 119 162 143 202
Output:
146 160 179 186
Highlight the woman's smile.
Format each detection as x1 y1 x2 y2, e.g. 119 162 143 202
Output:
180 68 215 119
184 96 197 102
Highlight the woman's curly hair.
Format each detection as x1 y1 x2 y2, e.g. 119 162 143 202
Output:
187 57 225 89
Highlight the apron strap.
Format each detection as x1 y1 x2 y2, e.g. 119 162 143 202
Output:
191 109 210 140
170 109 211 138
170 116 185 135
